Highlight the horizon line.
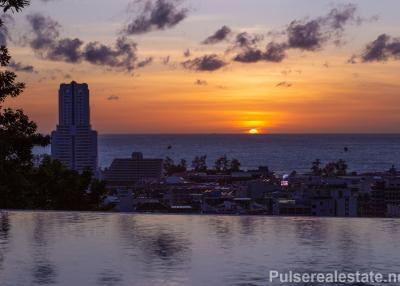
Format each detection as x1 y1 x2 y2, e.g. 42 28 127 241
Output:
97 132 400 136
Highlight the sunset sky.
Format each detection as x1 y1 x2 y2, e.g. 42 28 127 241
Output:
4 0 400 134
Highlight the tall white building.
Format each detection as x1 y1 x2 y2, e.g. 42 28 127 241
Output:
51 81 98 174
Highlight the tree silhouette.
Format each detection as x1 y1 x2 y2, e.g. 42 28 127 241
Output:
215 155 229 173
318 159 348 177
0 0 30 13
229 158 241 172
0 1 107 210
0 0 50 208
335 159 348 176
29 156 108 210
311 159 322 176
163 157 187 176
191 155 207 172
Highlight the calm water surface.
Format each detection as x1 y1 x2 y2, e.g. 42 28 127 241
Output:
1 211 400 285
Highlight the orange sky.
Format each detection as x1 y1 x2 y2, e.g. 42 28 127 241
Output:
4 0 400 134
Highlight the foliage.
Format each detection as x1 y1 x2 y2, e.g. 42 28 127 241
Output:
311 159 348 177
0 108 49 164
0 155 107 210
0 71 25 102
230 158 241 172
0 0 30 13
215 155 229 172
191 155 207 172
0 1 30 103
0 1 108 211
0 108 49 209
28 156 108 210
335 159 348 176
163 156 187 176
215 155 241 173
311 159 322 176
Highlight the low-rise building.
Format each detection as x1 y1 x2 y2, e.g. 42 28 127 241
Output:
103 152 163 189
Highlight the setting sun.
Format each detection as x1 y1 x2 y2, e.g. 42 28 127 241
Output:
248 129 259 134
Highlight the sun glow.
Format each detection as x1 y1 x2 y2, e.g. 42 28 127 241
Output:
248 128 259 134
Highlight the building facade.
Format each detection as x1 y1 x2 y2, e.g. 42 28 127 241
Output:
103 152 163 188
51 81 98 173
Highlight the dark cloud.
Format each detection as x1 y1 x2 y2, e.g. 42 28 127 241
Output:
287 4 361 51
234 42 286 63
183 48 191 57
47 38 84 62
233 32 263 49
326 3 358 31
234 48 263 63
26 13 60 51
231 4 364 65
287 19 324 51
202 25 232 45
362 34 389 62
162 55 171 65
83 37 138 72
8 60 36 73
276 81 292 88
263 42 287 62
281 68 302 76
26 14 83 63
26 13 144 72
123 0 187 35
347 54 357 64
0 14 13 46
182 54 227 71
361 34 400 62
194 79 207 86
137 57 153 68
107 95 120 101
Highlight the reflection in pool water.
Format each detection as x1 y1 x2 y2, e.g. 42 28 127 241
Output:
0 211 400 285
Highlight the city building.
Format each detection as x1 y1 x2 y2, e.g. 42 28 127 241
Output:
103 152 163 188
51 81 98 174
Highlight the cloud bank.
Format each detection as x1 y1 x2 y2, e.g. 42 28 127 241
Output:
182 54 227 71
26 13 144 72
361 34 400 62
123 0 188 35
230 4 369 65
8 60 36 73
202 26 232 45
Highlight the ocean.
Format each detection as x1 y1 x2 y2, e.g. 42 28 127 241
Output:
35 134 400 173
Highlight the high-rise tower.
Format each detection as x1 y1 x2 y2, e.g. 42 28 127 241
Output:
51 81 98 174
